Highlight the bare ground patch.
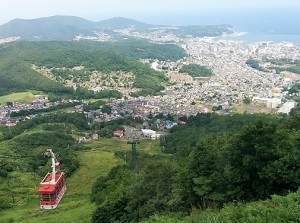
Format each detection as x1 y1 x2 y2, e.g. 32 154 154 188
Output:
233 104 277 114
166 71 193 84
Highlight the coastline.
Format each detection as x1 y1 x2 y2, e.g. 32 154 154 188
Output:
217 31 300 46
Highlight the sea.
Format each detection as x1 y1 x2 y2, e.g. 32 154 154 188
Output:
216 33 300 46
137 7 300 45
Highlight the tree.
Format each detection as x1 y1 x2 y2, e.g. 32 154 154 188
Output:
179 64 213 77
147 113 153 119
126 160 177 221
92 198 129 223
180 137 225 209
284 113 300 129
212 105 222 111
178 116 188 122
91 165 135 222
167 113 174 121
243 97 251 104
225 121 300 201
246 57 260 70
155 113 164 119
101 105 112 114
98 128 113 138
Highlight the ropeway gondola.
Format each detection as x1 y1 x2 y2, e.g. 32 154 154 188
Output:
38 149 66 210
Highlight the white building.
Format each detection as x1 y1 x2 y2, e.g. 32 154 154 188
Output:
277 101 296 114
252 97 281 109
141 129 156 137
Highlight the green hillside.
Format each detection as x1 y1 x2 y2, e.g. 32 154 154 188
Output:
0 151 121 223
143 190 300 223
2 110 300 222
0 125 161 223
0 16 95 40
3 40 186 61
86 113 300 223
0 56 70 96
0 40 186 97
0 16 153 40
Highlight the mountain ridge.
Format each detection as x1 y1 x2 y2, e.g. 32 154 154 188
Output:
0 16 154 40
0 15 232 41
96 16 154 29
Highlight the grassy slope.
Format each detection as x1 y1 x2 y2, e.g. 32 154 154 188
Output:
0 92 36 104
0 138 160 223
0 149 121 223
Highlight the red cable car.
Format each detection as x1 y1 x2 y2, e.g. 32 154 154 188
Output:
38 149 67 210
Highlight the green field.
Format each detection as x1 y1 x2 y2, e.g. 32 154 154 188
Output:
0 92 37 104
0 138 161 223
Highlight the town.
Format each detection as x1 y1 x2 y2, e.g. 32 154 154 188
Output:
1 31 300 133
73 27 300 115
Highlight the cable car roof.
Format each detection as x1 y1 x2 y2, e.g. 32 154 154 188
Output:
40 171 64 185
38 185 56 193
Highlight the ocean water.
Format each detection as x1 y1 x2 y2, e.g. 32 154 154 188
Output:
218 33 300 45
137 7 300 44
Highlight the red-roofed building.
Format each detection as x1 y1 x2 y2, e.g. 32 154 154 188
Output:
114 130 124 138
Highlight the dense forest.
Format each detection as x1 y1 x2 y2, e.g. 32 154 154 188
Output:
0 40 186 98
170 24 232 38
89 112 300 222
143 189 300 222
246 57 300 74
179 64 213 77
0 40 186 61
267 58 300 74
245 57 264 71
0 112 90 209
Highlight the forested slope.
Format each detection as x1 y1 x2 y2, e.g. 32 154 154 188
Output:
144 190 300 223
0 56 70 96
89 113 300 222
2 109 300 222
0 40 186 97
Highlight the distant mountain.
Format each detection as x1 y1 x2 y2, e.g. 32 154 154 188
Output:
96 17 154 29
0 15 232 41
0 16 154 40
0 16 96 40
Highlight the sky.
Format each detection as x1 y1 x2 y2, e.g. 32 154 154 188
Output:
0 0 299 27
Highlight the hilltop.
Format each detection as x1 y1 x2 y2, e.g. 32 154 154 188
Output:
96 17 154 29
0 16 96 40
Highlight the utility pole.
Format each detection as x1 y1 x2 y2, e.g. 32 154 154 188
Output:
127 138 140 170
